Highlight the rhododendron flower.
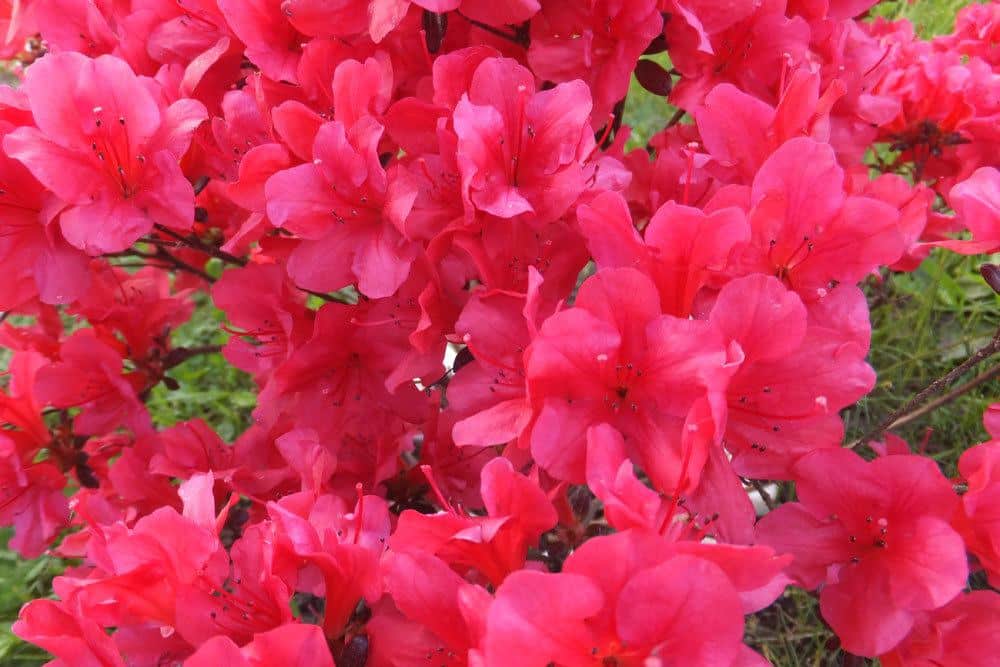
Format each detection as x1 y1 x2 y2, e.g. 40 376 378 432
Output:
185 623 334 667
879 591 1000 667
938 166 1000 254
4 52 206 254
484 529 775 666
527 0 664 121
0 434 69 558
392 458 557 586
578 190 749 317
34 330 152 436
453 57 595 224
13 599 125 667
0 130 90 307
267 489 390 637
707 274 875 479
954 439 1000 587
1 1 998 664
756 449 968 656
525 267 729 489
733 137 905 299
265 118 419 298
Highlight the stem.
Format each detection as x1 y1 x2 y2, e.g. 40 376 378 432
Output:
155 248 215 282
456 12 526 46
850 327 1000 448
163 345 224 369
666 107 686 128
875 363 1000 433
152 223 248 267
301 288 355 305
747 479 777 512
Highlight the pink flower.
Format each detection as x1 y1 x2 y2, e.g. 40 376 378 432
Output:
13 599 125 667
525 267 729 489
0 124 90 307
484 529 767 666
527 0 664 121
452 57 595 224
880 591 1000 667
756 449 968 656
708 275 875 479
185 623 334 667
0 434 69 558
4 52 206 254
392 458 557 586
264 118 419 298
34 330 152 436
734 137 905 300
954 439 1000 587
938 166 1000 254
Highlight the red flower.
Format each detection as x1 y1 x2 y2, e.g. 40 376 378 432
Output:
265 118 419 298
34 330 152 436
452 57 595 224
954 439 1000 587
392 458 557 587
880 591 1000 667
185 623 334 667
484 530 766 666
4 52 206 254
525 267 729 490
756 449 967 656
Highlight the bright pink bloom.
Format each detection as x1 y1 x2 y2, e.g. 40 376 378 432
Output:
34 330 152 436
447 275 540 449
938 167 1000 254
212 263 312 377
185 623 334 667
578 190 749 317
880 591 1000 667
0 434 69 558
0 124 90 307
265 118 419 298
733 137 905 300
392 458 557 586
266 490 390 637
13 599 125 667
484 529 769 666
5 52 206 254
71 264 194 358
453 57 595 224
708 274 875 479
954 440 1000 587
368 549 490 666
527 0 664 121
756 449 967 656
525 267 729 489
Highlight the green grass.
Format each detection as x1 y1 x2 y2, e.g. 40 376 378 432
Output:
0 530 62 666
871 0 987 36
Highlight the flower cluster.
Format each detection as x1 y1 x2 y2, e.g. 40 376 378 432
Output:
0 1 998 665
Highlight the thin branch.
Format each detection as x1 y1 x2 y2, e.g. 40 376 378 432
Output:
152 223 248 267
665 107 686 128
747 479 777 512
456 12 526 46
301 288 355 305
163 345 223 369
153 248 215 282
105 249 159 260
850 327 1000 448
877 363 1000 432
